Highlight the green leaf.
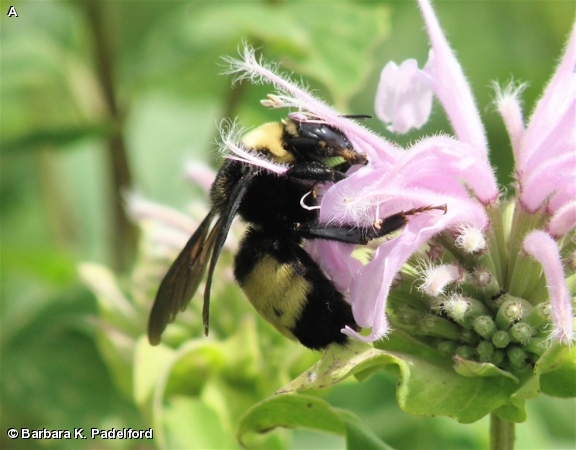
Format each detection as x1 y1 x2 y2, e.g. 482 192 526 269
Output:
493 399 527 423
539 345 576 398
280 3 389 106
280 331 532 424
165 341 226 397
277 340 392 393
149 339 226 408
93 324 135 400
338 409 395 450
453 357 519 383
1 290 143 439
1 124 113 154
162 396 238 450
133 336 174 406
219 315 262 383
182 2 389 107
238 394 343 446
78 263 141 335
237 394 393 449
392 349 520 423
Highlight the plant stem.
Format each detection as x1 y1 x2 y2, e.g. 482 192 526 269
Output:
84 1 138 272
490 413 515 450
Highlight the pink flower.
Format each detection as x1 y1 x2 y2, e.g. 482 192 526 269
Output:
224 0 575 354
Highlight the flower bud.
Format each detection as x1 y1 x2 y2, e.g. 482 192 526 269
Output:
389 305 426 334
417 315 461 340
506 345 528 369
419 264 464 297
524 302 552 330
458 328 479 345
455 345 476 360
523 335 548 356
444 295 492 329
437 340 458 356
509 322 534 345
443 295 471 325
492 330 511 348
455 225 487 253
477 341 494 362
496 300 525 329
473 315 497 339
473 269 493 288
491 350 505 366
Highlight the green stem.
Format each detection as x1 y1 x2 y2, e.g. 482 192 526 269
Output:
84 1 138 272
490 413 515 450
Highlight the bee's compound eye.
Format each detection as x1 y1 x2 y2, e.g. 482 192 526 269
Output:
304 125 352 150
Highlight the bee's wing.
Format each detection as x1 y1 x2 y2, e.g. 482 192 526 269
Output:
148 163 257 345
202 164 257 335
148 210 220 345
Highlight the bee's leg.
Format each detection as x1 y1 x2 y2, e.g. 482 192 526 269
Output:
294 205 447 244
285 161 346 182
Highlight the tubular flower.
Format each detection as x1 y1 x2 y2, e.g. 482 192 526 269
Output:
223 0 575 372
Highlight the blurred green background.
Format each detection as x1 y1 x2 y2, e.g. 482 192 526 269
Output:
1 0 574 449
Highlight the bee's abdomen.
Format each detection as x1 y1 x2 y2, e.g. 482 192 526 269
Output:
234 227 357 349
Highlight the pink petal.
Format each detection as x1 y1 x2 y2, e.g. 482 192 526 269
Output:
125 193 197 234
523 231 574 344
397 136 498 203
494 82 526 158
519 27 576 170
375 59 433 134
320 135 497 225
185 162 216 192
520 150 576 213
344 210 448 341
418 0 489 158
547 200 576 237
306 240 361 293
343 197 486 342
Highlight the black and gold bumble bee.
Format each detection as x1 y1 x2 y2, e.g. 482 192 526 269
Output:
148 116 438 349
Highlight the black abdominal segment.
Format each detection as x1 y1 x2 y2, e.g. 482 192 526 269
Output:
234 227 356 349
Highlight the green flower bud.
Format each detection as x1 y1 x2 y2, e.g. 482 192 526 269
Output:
418 315 460 340
509 322 534 345
389 305 425 333
397 305 425 321
473 315 497 339
495 300 525 329
507 345 528 369
523 334 549 356
492 330 511 348
524 302 552 330
437 340 458 357
472 268 498 290
491 350 505 366
458 328 479 345
455 345 476 360
477 340 494 362
462 297 491 327
443 295 471 325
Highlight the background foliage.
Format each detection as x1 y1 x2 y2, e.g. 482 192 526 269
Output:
1 1 574 449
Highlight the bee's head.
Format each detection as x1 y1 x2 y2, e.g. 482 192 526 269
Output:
283 119 368 170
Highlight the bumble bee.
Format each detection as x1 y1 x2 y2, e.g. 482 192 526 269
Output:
148 116 441 349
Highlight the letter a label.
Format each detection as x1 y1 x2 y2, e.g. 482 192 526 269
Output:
7 5 18 17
